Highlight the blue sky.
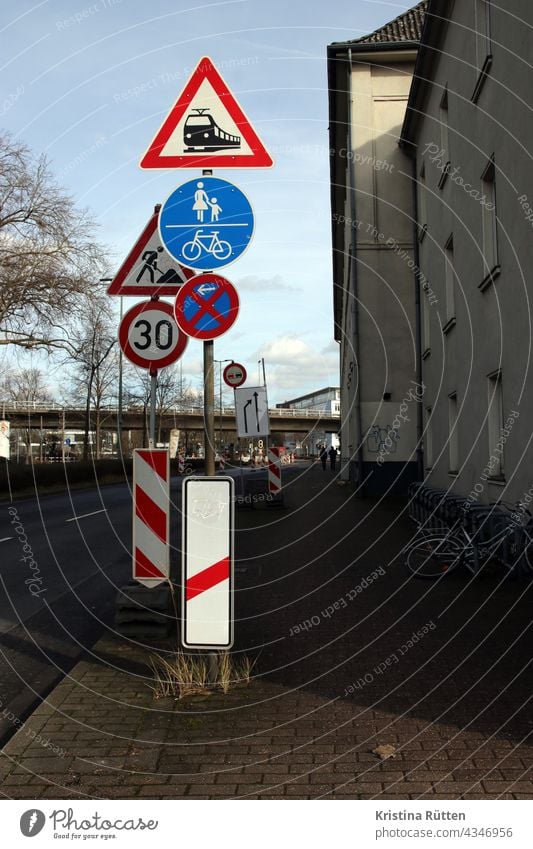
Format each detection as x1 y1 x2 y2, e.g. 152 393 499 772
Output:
2 0 413 405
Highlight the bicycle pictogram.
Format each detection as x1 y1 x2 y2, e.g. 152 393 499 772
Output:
159 176 254 271
182 230 232 262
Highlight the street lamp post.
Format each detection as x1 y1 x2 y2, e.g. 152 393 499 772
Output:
100 278 121 458
214 359 232 457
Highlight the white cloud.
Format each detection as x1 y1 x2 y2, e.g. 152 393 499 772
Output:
235 273 301 292
320 340 339 355
254 335 339 403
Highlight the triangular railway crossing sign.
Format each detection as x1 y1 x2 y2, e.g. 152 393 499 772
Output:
139 56 273 170
107 206 195 297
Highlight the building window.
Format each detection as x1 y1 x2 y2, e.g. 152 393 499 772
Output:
438 87 450 187
475 0 491 70
425 406 433 468
418 160 427 240
473 0 492 102
480 156 500 289
422 288 431 356
448 393 458 474
487 371 504 478
443 235 456 331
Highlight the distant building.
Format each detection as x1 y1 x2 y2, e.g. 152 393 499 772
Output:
277 388 340 453
276 387 340 415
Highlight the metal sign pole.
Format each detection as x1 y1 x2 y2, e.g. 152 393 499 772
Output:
117 296 123 458
261 358 269 466
149 370 157 449
204 340 215 476
200 166 217 479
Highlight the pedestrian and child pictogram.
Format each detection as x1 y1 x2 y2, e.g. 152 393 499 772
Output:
174 273 240 341
107 206 194 296
158 177 254 270
133 449 170 586
139 56 273 170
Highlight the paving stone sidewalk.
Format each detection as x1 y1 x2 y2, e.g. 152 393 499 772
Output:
1 464 532 799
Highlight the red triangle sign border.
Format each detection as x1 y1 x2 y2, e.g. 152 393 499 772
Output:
107 206 195 297
139 56 274 170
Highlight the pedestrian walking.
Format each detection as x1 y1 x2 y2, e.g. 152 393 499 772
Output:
328 445 337 471
319 446 327 470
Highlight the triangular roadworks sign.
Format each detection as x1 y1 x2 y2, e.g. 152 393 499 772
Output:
107 206 195 297
139 56 273 169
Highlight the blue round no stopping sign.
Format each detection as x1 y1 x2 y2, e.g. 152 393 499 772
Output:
158 177 254 271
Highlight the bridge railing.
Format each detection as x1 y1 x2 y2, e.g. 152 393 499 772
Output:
0 402 339 419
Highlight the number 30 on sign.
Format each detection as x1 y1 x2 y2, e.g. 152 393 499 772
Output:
119 300 188 371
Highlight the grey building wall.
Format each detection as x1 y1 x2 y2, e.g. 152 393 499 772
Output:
405 0 533 507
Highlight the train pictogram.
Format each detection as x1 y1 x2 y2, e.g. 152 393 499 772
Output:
183 108 241 152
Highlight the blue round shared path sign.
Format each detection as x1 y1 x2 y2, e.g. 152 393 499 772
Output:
158 177 254 271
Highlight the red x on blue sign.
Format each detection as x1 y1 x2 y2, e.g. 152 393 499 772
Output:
174 273 240 340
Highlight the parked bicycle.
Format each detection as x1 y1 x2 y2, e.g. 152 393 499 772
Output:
404 500 533 579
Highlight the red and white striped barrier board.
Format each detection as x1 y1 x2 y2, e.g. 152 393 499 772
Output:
133 449 170 587
181 476 234 649
268 447 282 494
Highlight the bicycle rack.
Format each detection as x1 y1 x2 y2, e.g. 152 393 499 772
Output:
409 485 533 577
441 494 466 526
424 489 448 532
468 504 507 541
408 482 426 523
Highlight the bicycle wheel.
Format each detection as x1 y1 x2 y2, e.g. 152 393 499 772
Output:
405 537 463 579
182 240 202 262
212 239 232 260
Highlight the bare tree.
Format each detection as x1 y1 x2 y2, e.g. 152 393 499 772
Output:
66 298 116 460
5 367 53 406
4 366 55 463
124 364 197 446
0 132 107 349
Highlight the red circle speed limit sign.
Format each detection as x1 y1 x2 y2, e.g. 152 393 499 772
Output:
119 300 188 370
223 362 247 388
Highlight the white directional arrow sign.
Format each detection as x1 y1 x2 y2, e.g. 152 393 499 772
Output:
197 283 218 296
234 385 269 437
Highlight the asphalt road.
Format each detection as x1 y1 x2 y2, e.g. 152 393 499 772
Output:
0 464 277 745
0 480 142 745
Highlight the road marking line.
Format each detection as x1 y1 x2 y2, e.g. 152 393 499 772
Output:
65 509 107 523
0 537 13 543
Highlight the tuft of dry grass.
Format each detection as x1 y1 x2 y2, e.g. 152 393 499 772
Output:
150 650 257 700
150 653 209 700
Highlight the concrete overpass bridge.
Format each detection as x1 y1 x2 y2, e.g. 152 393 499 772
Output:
1 403 340 437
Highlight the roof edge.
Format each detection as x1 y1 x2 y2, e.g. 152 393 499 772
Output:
333 0 427 47
400 0 455 146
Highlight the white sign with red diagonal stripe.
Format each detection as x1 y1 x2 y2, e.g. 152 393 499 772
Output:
268 447 282 494
182 476 234 649
133 449 170 586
